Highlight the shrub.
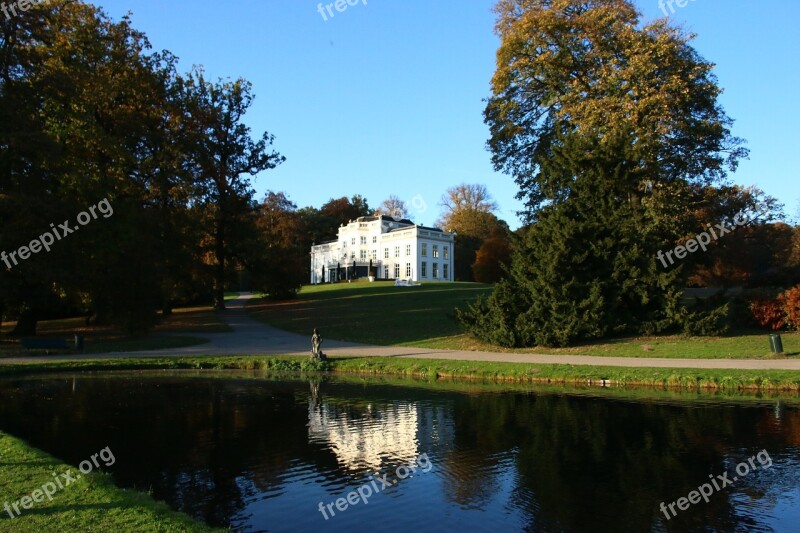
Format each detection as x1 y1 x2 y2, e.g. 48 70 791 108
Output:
779 285 800 330
682 303 731 336
728 294 757 329
749 296 786 330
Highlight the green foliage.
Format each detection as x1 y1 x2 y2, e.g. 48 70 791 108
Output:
681 303 731 337
455 280 527 347
459 160 684 347
0 3 283 332
466 0 748 347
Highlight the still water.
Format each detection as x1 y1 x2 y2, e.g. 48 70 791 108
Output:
0 373 799 532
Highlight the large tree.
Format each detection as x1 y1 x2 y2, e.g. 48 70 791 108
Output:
460 0 747 346
182 70 285 310
374 195 409 220
0 1 195 334
437 184 499 234
250 192 308 299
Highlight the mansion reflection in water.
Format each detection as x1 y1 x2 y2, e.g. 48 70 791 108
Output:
307 381 454 471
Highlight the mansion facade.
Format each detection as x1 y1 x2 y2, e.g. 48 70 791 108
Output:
310 215 455 284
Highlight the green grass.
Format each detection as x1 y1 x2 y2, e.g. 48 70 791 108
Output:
413 330 800 359
1 305 228 358
0 354 798 392
0 432 223 532
248 282 800 359
247 281 493 345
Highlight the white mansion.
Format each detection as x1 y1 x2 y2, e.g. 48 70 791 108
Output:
310 215 455 284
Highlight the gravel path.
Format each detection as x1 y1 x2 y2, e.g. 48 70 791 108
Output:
3 294 800 370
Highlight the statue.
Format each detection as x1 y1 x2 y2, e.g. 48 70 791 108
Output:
311 328 327 360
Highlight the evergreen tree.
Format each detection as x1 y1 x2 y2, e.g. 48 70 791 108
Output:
459 0 746 346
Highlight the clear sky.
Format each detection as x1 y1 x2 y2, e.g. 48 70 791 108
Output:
94 0 800 228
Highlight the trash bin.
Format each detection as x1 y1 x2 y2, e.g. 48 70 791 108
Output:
74 334 84 350
769 334 783 354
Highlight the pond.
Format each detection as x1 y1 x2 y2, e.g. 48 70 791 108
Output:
0 372 799 532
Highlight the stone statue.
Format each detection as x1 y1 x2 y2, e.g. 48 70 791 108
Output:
311 328 326 360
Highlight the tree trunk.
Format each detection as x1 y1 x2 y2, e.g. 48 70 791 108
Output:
213 217 226 310
9 306 38 337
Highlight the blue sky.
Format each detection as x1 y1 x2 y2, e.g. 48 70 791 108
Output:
95 0 800 228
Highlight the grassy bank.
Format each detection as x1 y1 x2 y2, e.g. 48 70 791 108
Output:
247 281 493 345
247 282 800 359
0 432 222 532
0 354 799 392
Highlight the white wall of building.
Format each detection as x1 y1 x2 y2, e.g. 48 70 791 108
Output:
310 216 454 284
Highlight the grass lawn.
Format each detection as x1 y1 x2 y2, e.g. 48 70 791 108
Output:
0 305 230 358
248 282 800 360
247 281 493 345
0 432 222 532
413 330 800 359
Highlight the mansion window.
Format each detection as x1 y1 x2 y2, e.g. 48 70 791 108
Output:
421 243 427 257
351 238 355 245
384 265 389 278
360 236 367 245
433 263 439 278
394 246 400 258
443 264 449 280
421 262 427 277
372 249 377 260
360 250 366 260
351 251 355 259
406 244 411 256
433 245 439 258
443 246 449 259
372 236 377 244
406 263 411 277
384 248 389 259
394 264 400 278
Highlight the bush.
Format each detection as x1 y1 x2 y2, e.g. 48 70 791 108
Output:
749 296 786 330
728 294 757 329
455 279 527 347
682 303 731 336
780 285 800 330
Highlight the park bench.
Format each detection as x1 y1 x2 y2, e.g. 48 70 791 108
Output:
20 337 72 355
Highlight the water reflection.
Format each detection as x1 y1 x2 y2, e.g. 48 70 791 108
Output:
0 374 797 532
308 381 421 471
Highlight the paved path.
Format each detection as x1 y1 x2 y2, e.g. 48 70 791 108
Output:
3 294 800 370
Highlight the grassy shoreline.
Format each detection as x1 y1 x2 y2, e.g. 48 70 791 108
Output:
0 432 223 532
0 354 799 392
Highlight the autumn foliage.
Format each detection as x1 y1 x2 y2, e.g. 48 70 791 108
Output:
749 297 786 330
748 285 800 331
781 285 800 330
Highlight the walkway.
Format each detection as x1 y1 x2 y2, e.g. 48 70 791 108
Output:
2 294 800 370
